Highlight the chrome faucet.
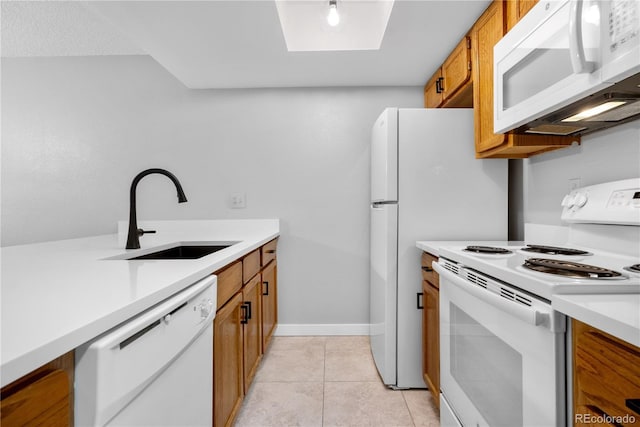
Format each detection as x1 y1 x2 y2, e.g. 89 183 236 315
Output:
126 168 188 249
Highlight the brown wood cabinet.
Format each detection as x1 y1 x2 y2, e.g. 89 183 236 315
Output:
0 352 74 427
242 274 263 392
573 319 640 427
261 259 278 351
421 251 440 408
471 0 576 158
213 238 278 427
213 292 244 427
506 0 538 31
423 0 577 158
424 36 473 109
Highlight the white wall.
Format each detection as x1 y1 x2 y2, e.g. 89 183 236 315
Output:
1 55 422 326
524 120 640 225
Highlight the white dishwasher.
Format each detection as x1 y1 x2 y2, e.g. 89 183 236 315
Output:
75 275 217 427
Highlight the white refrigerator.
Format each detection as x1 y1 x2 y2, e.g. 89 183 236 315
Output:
369 108 508 389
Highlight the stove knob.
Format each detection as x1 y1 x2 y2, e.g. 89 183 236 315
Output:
562 194 576 208
574 192 588 208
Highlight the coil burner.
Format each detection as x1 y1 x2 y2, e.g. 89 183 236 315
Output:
523 258 625 279
624 264 640 274
521 244 591 256
464 245 512 254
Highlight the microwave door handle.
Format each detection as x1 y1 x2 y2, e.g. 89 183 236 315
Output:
569 0 595 73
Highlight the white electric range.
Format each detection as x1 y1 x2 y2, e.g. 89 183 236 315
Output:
433 178 640 427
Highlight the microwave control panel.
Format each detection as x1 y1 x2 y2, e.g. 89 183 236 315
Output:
607 0 639 52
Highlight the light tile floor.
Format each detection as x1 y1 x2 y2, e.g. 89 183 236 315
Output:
234 336 440 427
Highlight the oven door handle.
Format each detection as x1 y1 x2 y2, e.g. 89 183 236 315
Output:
433 262 552 329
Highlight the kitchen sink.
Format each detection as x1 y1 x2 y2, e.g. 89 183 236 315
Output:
128 244 233 260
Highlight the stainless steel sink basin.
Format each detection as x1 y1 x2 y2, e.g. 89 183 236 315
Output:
128 244 232 260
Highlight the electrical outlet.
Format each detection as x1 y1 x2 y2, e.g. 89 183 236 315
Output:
230 193 246 209
569 178 581 192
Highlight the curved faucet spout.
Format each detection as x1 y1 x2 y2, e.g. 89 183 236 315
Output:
126 168 188 249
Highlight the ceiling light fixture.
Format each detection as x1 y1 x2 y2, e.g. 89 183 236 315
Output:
327 0 340 27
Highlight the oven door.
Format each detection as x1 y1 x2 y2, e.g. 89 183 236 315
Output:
494 0 606 134
434 263 566 427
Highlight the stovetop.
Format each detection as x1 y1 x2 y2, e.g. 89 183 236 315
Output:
438 243 640 300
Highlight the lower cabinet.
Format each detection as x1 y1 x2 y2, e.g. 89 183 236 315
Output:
573 320 640 427
213 239 278 427
421 251 440 408
261 259 278 351
242 274 263 392
213 292 245 427
0 352 74 427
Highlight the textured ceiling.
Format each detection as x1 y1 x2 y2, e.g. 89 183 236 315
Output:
1 1 144 57
1 1 492 89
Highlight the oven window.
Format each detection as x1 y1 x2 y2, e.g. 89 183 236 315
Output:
450 303 523 426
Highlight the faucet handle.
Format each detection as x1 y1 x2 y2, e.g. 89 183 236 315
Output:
137 228 157 236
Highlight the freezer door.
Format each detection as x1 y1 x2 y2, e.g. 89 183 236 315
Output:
369 202 398 386
371 108 398 203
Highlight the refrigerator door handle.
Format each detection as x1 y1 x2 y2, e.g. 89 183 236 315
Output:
371 201 398 208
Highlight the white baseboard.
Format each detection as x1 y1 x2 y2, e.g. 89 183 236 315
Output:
274 323 370 336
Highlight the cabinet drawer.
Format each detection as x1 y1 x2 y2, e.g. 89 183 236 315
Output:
216 261 243 310
261 238 278 267
243 249 261 284
573 320 640 426
421 252 439 288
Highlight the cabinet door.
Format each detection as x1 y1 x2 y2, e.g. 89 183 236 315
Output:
472 0 508 154
242 275 263 392
442 36 471 102
214 293 244 427
424 69 444 108
573 320 640 427
422 280 440 408
261 260 278 352
507 0 538 31
0 369 70 426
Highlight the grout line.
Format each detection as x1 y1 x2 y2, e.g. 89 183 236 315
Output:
322 337 327 427
401 390 418 427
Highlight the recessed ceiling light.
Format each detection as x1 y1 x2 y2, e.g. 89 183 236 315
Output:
275 0 395 52
327 0 340 27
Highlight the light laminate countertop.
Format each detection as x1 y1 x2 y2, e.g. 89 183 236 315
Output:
1 219 279 387
553 294 640 347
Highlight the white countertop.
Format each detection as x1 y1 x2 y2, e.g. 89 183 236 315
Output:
0 219 279 387
553 294 640 348
416 240 522 257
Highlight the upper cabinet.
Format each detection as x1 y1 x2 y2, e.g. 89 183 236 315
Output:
505 0 538 31
424 36 473 109
425 0 579 158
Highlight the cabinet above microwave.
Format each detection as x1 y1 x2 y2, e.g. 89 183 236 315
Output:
494 0 640 137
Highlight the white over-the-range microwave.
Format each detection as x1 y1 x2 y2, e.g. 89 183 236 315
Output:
494 0 640 136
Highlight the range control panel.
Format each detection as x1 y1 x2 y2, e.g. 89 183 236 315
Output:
561 178 640 225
